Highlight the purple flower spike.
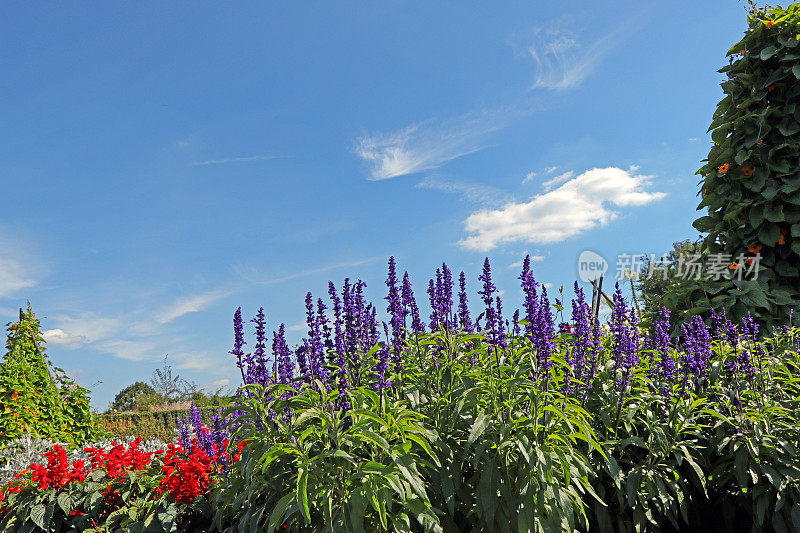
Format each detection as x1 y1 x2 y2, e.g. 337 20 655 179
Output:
427 278 439 331
457 271 473 333
230 308 248 383
328 281 344 356
402 271 425 333
386 257 406 368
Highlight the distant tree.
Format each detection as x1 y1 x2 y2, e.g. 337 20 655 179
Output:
635 239 705 324
108 381 156 412
149 354 190 402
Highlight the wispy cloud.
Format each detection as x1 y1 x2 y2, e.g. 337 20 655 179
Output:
97 339 160 362
459 166 666 251
192 155 278 166
355 105 534 180
238 257 384 286
0 235 38 298
156 289 233 324
525 21 630 90
170 351 217 371
521 172 537 185
416 176 513 207
52 314 122 343
542 171 574 191
42 329 89 348
508 255 545 269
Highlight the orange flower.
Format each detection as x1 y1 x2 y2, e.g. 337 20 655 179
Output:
718 163 730 174
748 244 762 254
757 139 766 146
766 21 774 28
10 324 17 330
739 49 746 55
741 166 754 176
767 85 776 92
778 228 787 245
11 391 18 401
747 258 754 265
729 262 738 270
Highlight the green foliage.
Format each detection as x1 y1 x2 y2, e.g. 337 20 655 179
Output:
108 381 157 412
209 323 800 532
97 407 221 441
682 3 800 329
0 305 107 449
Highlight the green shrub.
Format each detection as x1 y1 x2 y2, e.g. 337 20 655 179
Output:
678 3 800 330
0 305 107 449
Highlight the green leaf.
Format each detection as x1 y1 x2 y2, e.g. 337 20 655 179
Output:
793 64 800 79
759 222 781 245
30 504 46 530
56 492 73 514
762 45 779 60
765 203 785 222
297 466 311 523
467 411 491 447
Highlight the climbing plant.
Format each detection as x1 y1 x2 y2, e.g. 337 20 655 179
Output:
666 3 800 330
0 305 106 449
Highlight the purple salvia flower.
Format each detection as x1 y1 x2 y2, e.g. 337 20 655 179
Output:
402 271 425 333
304 292 328 383
512 309 520 337
274 324 294 386
534 287 556 379
495 295 507 348
441 263 454 330
427 278 439 331
317 298 334 362
741 313 759 341
342 278 357 355
328 281 344 356
230 307 248 384
651 307 675 402
247 307 269 387
457 271 473 333
386 257 405 368
478 258 500 345
569 282 592 394
519 256 540 339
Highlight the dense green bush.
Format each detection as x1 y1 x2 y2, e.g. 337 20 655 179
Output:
97 407 222 442
677 3 800 329
0 305 107 450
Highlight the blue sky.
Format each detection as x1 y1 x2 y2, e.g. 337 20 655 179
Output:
1 1 748 409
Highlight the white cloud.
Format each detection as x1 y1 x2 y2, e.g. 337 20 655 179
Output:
508 255 545 269
286 321 307 332
526 25 626 90
170 351 217 371
192 155 277 166
355 106 529 180
521 172 537 184
202 378 232 393
52 314 122 343
156 289 232 324
416 176 513 207
97 339 159 362
0 235 38 298
543 166 558 174
688 138 699 142
42 329 89 348
459 166 666 251
542 171 574 191
237 257 383 286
